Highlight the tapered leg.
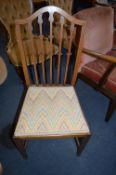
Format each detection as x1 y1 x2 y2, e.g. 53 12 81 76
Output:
15 66 25 83
12 138 28 159
74 135 91 156
105 99 116 122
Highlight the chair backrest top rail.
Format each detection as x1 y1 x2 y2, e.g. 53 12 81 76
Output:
15 6 86 26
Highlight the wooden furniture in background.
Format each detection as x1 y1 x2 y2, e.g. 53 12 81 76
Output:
12 6 91 159
0 163 3 175
74 6 116 121
0 57 7 85
0 0 58 81
0 0 33 66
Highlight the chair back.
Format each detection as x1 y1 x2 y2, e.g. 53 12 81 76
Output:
15 6 86 86
74 6 114 70
48 0 73 14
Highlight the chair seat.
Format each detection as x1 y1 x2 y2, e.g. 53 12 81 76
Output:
14 86 90 138
104 68 116 93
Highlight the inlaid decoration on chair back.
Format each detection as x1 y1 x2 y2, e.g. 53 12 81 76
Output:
15 6 86 86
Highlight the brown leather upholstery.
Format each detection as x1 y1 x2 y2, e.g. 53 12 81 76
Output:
0 0 73 66
0 0 33 66
0 0 33 44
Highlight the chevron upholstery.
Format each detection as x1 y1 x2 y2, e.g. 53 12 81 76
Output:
14 86 90 138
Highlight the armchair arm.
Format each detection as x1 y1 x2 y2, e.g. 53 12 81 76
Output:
82 48 116 87
83 48 116 63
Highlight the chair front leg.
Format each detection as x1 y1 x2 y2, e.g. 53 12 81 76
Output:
12 138 28 159
74 134 91 156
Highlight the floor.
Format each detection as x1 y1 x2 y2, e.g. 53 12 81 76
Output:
0 36 116 175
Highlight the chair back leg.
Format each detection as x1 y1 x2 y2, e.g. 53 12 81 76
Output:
105 98 116 122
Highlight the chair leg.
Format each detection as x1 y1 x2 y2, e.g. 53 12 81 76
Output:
12 138 28 159
105 99 116 122
74 135 91 156
15 66 25 83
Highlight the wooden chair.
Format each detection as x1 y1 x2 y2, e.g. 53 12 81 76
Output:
33 0 74 49
33 0 74 14
74 6 116 121
12 6 91 159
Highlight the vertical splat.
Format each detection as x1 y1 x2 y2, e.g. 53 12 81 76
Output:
49 12 54 83
64 23 74 84
71 25 85 85
28 22 39 85
38 14 46 83
16 24 31 86
57 15 64 83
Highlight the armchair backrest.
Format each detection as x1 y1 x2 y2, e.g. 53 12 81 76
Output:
74 6 114 70
0 0 33 44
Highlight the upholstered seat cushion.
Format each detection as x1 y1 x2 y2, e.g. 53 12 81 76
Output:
81 57 116 93
81 59 111 83
105 68 116 93
7 36 58 66
14 86 90 138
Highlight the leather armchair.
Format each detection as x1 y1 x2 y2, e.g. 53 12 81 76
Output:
0 0 58 73
0 0 33 66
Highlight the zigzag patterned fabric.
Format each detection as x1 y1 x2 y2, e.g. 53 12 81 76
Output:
14 86 90 138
